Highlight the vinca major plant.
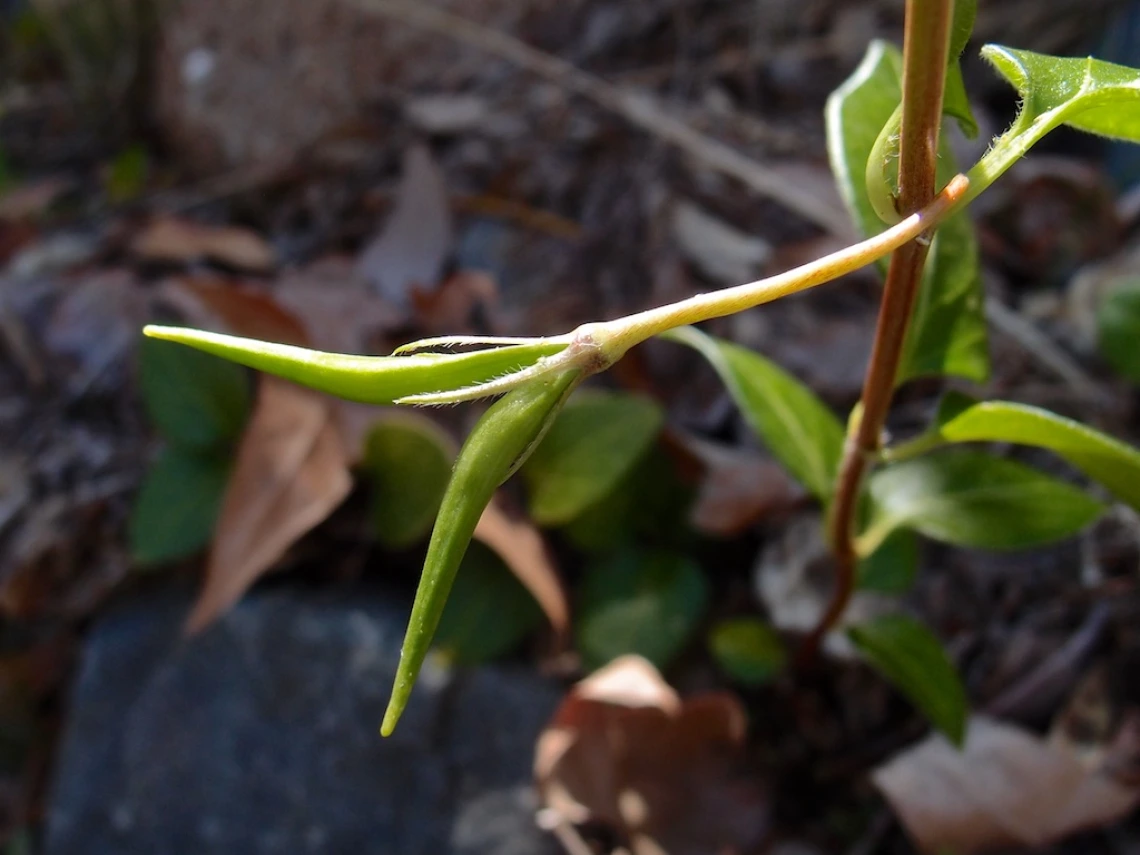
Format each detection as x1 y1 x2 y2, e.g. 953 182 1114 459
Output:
144 0 1140 742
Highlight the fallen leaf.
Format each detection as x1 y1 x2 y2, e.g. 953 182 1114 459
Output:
410 269 498 336
184 377 352 633
161 276 308 345
131 216 276 273
535 656 769 855
275 261 401 352
0 177 73 222
873 715 1140 853
44 270 148 386
679 436 803 537
357 144 453 306
671 199 771 286
474 496 569 642
753 513 892 658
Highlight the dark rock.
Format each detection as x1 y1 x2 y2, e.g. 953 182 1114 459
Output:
45 586 562 855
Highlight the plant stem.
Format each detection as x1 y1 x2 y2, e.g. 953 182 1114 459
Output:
594 175 967 360
804 0 955 662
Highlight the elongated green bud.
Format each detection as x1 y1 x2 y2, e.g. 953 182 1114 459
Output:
142 325 568 405
381 370 581 735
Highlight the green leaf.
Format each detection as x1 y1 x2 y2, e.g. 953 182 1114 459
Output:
139 335 251 452
982 45 1140 144
942 62 980 139
106 143 149 202
1098 281 1140 384
948 0 977 61
708 618 786 685
143 325 568 406
865 450 1104 551
663 326 843 501
363 415 454 550
561 445 695 553
521 390 663 526
848 614 968 746
826 42 989 385
130 447 231 565
576 550 708 671
943 0 979 137
826 40 905 241
382 370 581 736
923 398 1140 514
857 528 919 593
898 206 989 384
432 543 544 666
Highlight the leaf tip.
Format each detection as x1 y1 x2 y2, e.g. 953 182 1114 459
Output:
379 696 405 737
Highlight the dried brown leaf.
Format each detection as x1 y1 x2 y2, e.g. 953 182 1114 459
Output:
873 715 1140 853
474 496 569 642
357 144 452 306
536 656 768 855
162 276 308 345
184 377 351 633
0 178 73 221
132 216 276 272
410 269 498 336
680 436 803 537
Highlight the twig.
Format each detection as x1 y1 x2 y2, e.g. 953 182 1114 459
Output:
346 0 853 236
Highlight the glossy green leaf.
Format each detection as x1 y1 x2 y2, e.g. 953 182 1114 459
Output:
948 0 977 62
848 614 968 746
827 40 904 240
139 335 251 452
432 543 544 666
1098 281 1140 384
663 326 843 501
826 42 989 385
521 389 663 527
857 528 919 593
364 415 454 550
130 447 231 566
898 206 989 384
576 549 708 671
942 0 979 138
921 398 1140 513
982 45 1140 144
382 370 580 736
143 325 567 406
942 63 979 139
708 618 786 685
865 450 1104 551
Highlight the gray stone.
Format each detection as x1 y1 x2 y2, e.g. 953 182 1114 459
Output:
45 587 562 855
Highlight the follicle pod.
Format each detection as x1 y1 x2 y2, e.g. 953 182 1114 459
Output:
381 369 582 735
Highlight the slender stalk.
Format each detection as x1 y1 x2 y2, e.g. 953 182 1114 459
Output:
594 176 967 359
803 0 955 661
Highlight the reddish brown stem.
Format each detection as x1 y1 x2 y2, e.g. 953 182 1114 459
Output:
801 0 954 662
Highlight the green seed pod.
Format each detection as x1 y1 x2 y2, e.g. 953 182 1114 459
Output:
381 369 582 735
143 325 568 405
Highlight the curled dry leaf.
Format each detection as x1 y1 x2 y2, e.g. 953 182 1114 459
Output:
473 496 569 643
872 715 1140 853
131 216 276 273
535 655 769 855
184 377 352 634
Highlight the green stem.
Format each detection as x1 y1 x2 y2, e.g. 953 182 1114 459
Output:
592 175 969 361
